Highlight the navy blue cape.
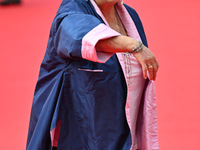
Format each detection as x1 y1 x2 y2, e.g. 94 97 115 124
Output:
26 0 148 149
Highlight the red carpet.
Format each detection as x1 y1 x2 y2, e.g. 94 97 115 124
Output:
0 0 200 149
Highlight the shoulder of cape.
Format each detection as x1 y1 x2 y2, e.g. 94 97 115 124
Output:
123 4 139 19
123 4 148 47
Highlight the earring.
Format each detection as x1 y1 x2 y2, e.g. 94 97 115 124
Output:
120 0 123 5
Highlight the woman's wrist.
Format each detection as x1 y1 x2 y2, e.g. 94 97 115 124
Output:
128 41 143 54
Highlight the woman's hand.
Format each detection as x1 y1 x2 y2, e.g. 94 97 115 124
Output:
96 36 159 81
133 45 159 81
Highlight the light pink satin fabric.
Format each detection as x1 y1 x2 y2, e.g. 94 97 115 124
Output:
50 120 61 148
82 24 120 63
81 0 159 149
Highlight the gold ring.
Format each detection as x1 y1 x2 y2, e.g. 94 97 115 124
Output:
148 65 153 69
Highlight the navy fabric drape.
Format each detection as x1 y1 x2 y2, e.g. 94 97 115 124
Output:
26 0 148 149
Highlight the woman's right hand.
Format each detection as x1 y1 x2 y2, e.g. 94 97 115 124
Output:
133 45 159 81
96 35 159 81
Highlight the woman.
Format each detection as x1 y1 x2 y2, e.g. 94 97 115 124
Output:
26 0 159 149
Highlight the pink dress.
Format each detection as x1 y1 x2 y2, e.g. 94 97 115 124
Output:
84 0 159 149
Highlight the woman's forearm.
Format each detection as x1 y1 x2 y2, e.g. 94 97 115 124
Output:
96 35 139 53
96 35 159 81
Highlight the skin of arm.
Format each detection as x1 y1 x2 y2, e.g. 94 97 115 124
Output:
94 0 159 81
96 35 159 81
96 35 138 53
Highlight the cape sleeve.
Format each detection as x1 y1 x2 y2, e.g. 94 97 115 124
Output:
54 12 121 63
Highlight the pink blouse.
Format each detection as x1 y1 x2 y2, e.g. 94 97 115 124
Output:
81 0 159 149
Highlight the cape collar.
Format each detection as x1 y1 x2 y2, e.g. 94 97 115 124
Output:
83 0 123 5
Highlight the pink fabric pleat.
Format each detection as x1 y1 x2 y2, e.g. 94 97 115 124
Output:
50 120 61 149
